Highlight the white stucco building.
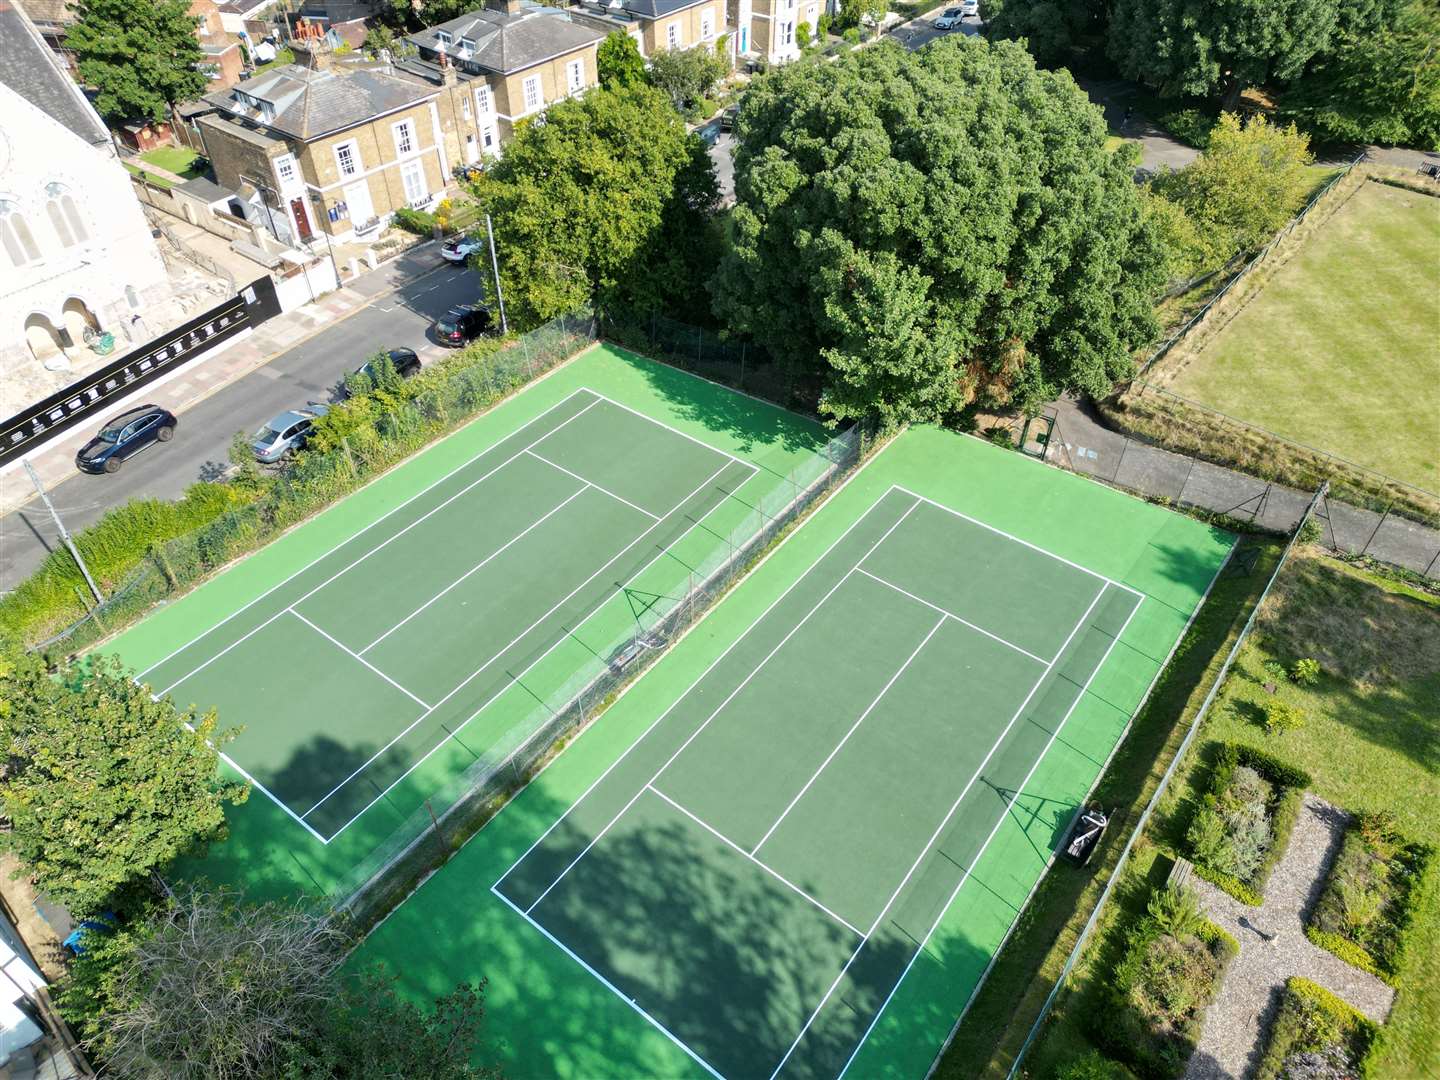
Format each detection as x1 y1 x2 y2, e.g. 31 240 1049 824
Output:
0 0 171 393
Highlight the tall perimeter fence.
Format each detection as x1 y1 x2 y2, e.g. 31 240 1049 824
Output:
1001 483 1330 1080
1103 156 1440 529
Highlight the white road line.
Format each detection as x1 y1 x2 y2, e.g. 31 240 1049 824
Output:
508 498 923 917
891 485 1147 600
317 458 755 836
488 886 725 1080
647 785 866 939
135 388 596 682
525 449 660 521
151 397 606 697
490 485 914 890
836 591 1144 1080
751 614 948 858
765 580 1111 1080
288 609 432 710
853 567 1050 667
357 482 593 655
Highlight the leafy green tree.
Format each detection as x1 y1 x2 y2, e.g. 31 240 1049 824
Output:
712 39 1167 423
1155 113 1313 258
837 0 887 34
985 0 1109 67
0 649 246 915
1281 0 1440 149
1107 0 1340 107
67 0 207 124
795 19 813 49
1141 188 1217 281
471 85 719 326
647 45 730 116
597 30 647 89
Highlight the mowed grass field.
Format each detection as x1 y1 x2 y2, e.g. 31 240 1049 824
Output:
1169 181 1440 492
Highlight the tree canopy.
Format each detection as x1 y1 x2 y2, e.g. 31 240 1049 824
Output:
597 30 647 89
711 38 1166 425
470 84 719 326
0 648 246 915
67 0 208 123
647 44 730 118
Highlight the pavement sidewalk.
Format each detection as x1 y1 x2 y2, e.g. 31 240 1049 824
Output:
0 244 439 519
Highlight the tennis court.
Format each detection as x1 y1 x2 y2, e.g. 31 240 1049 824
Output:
491 482 1149 1079
137 386 764 843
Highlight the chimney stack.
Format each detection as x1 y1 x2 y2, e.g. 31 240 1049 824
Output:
485 0 524 16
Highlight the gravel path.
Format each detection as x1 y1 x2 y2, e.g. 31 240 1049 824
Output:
1184 794 1395 1079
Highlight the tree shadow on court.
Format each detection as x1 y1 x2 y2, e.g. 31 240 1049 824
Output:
1147 537 1240 602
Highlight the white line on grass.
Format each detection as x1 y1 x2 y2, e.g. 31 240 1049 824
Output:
525 449 660 521
853 567 1050 667
765 580 1112 1080
646 784 867 938
751 614 948 857
288 609 432 710
316 457 756 836
488 885 725 1080
836 590 1143 1080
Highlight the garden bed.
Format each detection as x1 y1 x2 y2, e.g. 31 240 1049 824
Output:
1307 812 1435 984
1092 884 1239 1079
1255 977 1378 1080
1185 742 1311 905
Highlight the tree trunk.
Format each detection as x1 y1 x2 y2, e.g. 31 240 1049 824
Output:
1220 75 1243 114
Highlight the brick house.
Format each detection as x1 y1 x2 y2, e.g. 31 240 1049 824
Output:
570 0 732 61
191 0 245 90
398 0 604 166
195 43 446 244
738 0 819 65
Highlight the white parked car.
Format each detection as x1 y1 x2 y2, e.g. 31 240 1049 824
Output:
441 236 483 264
934 6 963 28
960 0 979 15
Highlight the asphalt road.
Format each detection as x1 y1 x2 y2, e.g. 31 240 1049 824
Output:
0 258 483 595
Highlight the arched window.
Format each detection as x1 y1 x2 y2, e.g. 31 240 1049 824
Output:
0 199 41 267
44 183 88 247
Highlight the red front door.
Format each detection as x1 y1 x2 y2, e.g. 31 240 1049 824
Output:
290 197 313 242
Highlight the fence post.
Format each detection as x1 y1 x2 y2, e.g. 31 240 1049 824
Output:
740 342 747 389
697 326 703 367
1360 502 1390 558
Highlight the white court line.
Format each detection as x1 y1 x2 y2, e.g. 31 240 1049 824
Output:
525 449 660 521
751 614 948 857
853 567 1050 667
836 590 1143 1080
766 579 1112 1080
488 885 725 1080
646 785 866 939
135 388 596 683
358 482 594 655
151 396 606 698
491 486 916 891
288 610 432 711
892 485 1147 600
514 499 923 919
586 389 751 470
317 456 756 835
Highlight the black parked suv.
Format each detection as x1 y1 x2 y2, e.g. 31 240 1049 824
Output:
433 305 493 347
75 405 177 474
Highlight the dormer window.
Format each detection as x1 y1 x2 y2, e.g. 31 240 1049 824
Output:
459 36 476 56
436 30 452 46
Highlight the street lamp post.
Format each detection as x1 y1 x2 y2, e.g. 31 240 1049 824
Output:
309 190 342 284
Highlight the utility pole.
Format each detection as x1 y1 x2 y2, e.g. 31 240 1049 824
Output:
23 459 102 605
484 213 508 334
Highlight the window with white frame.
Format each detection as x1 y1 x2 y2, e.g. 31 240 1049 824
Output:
436 30 451 46
523 75 542 112
393 119 415 156
0 199 41 267
781 20 793 44
458 36 476 56
566 59 583 93
274 153 296 185
334 140 360 178
401 159 427 205
461 94 472 119
480 119 497 151
667 22 680 48
475 86 492 114
700 9 713 39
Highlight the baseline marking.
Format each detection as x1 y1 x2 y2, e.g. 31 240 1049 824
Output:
751 613 948 857
836 590 1143 1079
853 567 1049 667
525 449 660 521
646 784 866 939
288 609 432 711
766 580 1112 1080
319 456 755 838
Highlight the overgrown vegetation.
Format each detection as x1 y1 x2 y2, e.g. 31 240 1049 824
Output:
1254 977 1378 1080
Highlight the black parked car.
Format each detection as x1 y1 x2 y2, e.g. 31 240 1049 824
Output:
433 305 493 347
342 348 422 396
75 405 177 474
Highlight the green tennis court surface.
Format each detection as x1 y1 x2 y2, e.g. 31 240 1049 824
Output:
351 425 1234 1080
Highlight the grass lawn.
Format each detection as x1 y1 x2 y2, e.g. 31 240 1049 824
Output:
251 47 294 74
138 146 205 179
1167 180 1440 492
1017 547 1440 1080
123 163 175 189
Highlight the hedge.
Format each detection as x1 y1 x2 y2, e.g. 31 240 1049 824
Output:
1187 742 1311 906
1254 977 1378 1080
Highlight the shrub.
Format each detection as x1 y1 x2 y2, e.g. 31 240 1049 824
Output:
842 26 861 43
1054 1050 1124 1080
1290 658 1321 685
1146 885 1208 944
1254 978 1376 1080
1156 107 1217 149
1262 659 1288 682
817 12 831 37
1297 517 1323 545
795 19 812 48
392 207 436 235
1264 700 1305 735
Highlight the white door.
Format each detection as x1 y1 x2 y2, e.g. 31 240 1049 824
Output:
343 180 374 227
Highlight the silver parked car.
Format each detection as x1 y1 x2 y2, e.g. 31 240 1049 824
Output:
251 403 330 463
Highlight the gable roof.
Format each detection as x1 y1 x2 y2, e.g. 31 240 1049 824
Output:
409 4 602 76
204 60 437 140
0 0 109 145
